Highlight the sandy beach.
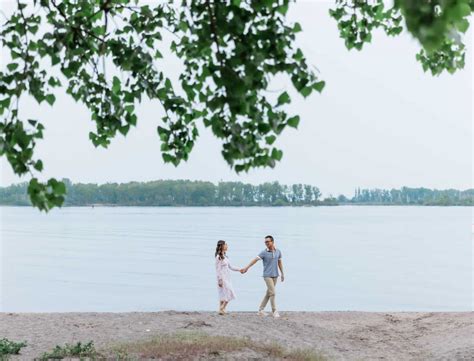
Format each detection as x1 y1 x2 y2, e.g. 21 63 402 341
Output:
0 311 472 360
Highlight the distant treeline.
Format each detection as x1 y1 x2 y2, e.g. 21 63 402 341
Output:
341 187 473 206
0 180 472 206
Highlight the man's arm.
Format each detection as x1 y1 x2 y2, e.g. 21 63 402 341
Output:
278 259 284 282
241 257 260 273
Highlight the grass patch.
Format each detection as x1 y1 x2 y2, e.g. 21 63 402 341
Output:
109 331 326 360
288 348 328 361
0 338 27 357
39 341 99 360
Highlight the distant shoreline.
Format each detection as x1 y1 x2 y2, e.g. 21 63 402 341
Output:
2 180 472 208
0 203 472 208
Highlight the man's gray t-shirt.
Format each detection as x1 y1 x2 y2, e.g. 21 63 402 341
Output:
257 249 282 278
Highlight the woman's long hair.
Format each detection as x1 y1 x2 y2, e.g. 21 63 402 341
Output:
215 240 226 260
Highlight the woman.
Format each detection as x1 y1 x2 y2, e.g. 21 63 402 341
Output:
215 240 241 315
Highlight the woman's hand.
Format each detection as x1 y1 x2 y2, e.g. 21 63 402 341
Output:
218 280 223 288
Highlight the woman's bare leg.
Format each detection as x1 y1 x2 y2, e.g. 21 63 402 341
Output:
222 301 229 313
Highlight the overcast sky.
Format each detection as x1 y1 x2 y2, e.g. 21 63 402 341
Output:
0 1 472 197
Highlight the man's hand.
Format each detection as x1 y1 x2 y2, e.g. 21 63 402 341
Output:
240 268 248 274
218 280 223 288
281 274 285 282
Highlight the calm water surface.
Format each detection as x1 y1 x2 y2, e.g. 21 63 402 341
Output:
0 206 472 312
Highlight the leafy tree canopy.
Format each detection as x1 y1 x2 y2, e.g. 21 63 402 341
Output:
0 0 472 210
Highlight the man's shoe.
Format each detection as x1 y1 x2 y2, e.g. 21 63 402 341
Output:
273 311 280 318
258 310 267 316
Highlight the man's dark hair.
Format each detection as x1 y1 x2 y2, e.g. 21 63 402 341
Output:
265 235 274 242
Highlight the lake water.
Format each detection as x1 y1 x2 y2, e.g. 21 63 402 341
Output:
0 206 472 312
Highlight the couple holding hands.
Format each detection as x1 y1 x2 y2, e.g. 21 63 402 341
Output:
215 235 284 318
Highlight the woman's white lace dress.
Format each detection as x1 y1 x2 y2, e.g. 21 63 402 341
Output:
215 255 239 302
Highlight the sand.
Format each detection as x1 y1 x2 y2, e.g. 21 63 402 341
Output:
0 311 472 360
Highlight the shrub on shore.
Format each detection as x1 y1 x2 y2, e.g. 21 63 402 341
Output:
0 338 27 357
39 341 99 360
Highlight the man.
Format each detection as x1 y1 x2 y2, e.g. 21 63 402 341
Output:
241 235 284 318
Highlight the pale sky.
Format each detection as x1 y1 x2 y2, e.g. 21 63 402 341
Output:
1 0 472 197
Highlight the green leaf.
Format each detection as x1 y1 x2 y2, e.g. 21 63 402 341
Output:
178 20 188 32
293 22 302 33
456 19 470 33
276 4 289 15
33 160 43 171
157 126 169 141
7 63 19 71
313 81 326 92
287 115 300 128
45 94 56 106
48 77 61 87
162 153 174 163
257 122 271 134
119 125 130 136
112 76 121 95
235 164 246 172
456 3 472 17
294 49 304 61
277 91 291 106
51 179 66 195
271 148 283 161
300 86 312 98
265 135 276 145
29 25 39 34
